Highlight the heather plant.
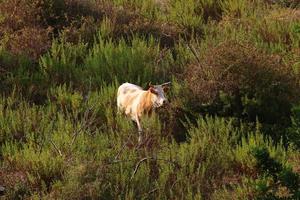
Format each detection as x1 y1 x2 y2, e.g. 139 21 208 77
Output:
39 38 88 85
252 146 300 199
1 0 300 199
184 39 299 142
252 11 300 53
0 92 295 199
84 35 174 86
287 104 300 149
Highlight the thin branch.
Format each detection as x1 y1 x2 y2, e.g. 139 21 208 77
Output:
114 142 128 160
147 188 159 195
130 156 180 181
171 180 179 190
71 104 96 145
50 139 62 156
187 43 201 64
131 157 151 180
139 187 159 198
155 48 169 65
113 133 136 160
108 159 136 164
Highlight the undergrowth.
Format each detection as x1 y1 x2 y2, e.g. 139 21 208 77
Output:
1 0 300 199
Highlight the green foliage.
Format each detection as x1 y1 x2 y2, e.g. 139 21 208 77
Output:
39 34 174 88
184 39 299 143
252 146 300 199
252 147 283 178
1 0 300 199
287 104 300 149
168 0 204 32
84 35 173 86
220 0 248 18
40 38 88 85
274 0 300 8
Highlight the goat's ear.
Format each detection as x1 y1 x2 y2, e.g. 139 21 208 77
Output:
148 82 154 89
162 82 171 92
149 87 157 94
163 86 170 92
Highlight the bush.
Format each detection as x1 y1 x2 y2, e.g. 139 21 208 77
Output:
1 0 300 199
39 38 88 85
7 27 51 60
253 10 300 52
184 40 299 140
1 140 65 197
83 35 174 86
268 0 300 8
252 146 300 199
0 0 103 60
287 104 300 149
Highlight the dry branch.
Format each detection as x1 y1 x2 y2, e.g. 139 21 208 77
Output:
187 42 201 63
71 104 96 145
130 156 180 180
50 139 63 156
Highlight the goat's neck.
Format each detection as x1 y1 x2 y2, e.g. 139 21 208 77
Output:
138 90 154 114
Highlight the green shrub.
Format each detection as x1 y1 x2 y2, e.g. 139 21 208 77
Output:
253 13 300 52
84 35 174 86
184 40 299 141
220 0 253 18
0 96 52 145
252 146 300 199
153 117 244 199
0 0 102 60
1 0 300 199
1 140 65 195
271 0 300 8
287 104 300 149
39 38 87 85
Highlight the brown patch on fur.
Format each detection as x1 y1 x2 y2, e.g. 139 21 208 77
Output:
138 90 154 115
122 93 139 111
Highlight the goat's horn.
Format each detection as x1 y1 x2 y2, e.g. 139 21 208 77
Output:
161 82 171 86
148 82 154 88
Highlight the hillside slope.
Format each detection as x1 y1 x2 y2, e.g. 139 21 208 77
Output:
0 0 300 199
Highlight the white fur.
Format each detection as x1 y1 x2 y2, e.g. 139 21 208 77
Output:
117 82 169 142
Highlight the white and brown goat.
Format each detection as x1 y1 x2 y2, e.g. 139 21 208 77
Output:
117 82 170 142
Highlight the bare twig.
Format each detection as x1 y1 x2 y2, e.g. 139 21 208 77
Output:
113 134 136 160
147 188 159 195
161 32 172 38
130 156 180 180
131 157 151 180
139 187 159 198
108 159 136 164
155 48 169 65
71 104 96 145
187 43 201 64
171 180 179 190
114 141 128 160
50 139 62 156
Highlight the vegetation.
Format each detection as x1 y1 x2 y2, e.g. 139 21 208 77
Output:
0 0 300 199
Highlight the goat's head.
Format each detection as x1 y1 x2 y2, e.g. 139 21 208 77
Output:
148 82 171 108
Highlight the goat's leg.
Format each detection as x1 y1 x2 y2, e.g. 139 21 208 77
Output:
135 115 143 143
